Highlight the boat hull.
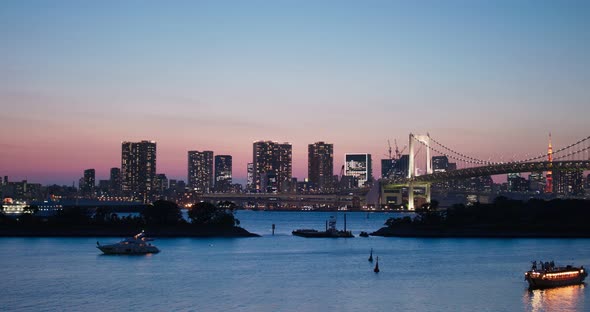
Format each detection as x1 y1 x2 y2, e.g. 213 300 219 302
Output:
526 275 586 289
97 245 160 255
525 267 587 289
292 230 354 238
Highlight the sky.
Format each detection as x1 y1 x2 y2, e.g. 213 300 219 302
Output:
1 0 589 185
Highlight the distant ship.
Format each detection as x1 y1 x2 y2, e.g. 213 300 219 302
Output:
292 215 354 238
97 231 160 255
524 261 587 289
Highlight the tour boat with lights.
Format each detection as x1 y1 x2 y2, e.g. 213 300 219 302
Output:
524 261 587 289
96 231 160 255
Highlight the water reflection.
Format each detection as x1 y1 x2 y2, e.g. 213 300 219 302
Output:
524 284 585 312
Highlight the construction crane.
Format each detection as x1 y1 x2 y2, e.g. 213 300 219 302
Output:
383 139 407 179
386 140 393 160
394 139 407 160
385 139 407 160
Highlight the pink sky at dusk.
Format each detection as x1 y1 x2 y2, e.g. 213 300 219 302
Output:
1 1 590 186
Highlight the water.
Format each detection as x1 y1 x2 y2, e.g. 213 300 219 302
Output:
0 211 588 311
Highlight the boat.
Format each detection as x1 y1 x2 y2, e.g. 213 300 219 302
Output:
524 261 587 289
96 231 160 255
374 256 380 273
359 231 369 237
368 248 373 262
292 215 354 238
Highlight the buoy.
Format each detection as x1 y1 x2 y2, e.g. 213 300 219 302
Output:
374 256 380 273
368 248 373 262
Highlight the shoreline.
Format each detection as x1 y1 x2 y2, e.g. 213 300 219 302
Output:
0 225 260 238
371 227 590 238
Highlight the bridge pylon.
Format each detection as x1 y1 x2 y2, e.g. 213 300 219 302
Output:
407 133 432 210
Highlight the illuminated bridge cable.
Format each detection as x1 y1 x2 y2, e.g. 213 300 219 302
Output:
553 145 590 161
426 135 496 165
517 135 590 163
413 136 495 166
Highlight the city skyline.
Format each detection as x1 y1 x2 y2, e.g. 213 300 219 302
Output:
2 1 590 185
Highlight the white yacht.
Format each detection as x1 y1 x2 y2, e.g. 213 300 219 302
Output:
97 231 160 255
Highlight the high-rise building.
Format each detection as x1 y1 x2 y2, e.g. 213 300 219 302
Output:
98 180 110 194
188 151 214 193
278 143 292 192
529 172 545 192
308 142 334 192
508 173 528 192
81 169 95 196
154 173 168 195
121 140 157 199
391 155 410 178
109 167 121 195
381 159 394 179
553 169 585 196
247 163 254 192
344 153 372 187
253 141 292 193
432 156 449 173
214 155 232 192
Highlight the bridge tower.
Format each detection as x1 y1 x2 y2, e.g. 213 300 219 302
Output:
407 133 432 210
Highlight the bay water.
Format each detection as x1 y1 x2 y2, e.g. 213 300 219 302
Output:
0 211 587 311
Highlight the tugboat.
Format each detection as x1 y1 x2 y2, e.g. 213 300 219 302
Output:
524 261 587 289
97 231 160 255
292 215 354 238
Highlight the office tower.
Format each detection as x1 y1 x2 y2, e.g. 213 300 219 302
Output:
188 151 214 193
308 142 334 192
432 156 449 173
529 172 545 192
247 163 254 192
109 167 121 195
121 140 157 198
81 169 95 196
344 153 372 187
214 155 232 192
381 159 394 179
98 180 110 193
253 141 292 193
508 173 528 192
278 143 292 192
553 169 585 196
154 174 168 194
391 155 410 178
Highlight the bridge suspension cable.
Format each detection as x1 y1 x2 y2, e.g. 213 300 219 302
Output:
515 135 590 163
424 134 590 165
552 144 590 161
412 135 496 166
420 134 497 165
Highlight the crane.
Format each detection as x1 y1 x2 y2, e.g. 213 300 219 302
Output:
394 139 407 160
383 139 408 179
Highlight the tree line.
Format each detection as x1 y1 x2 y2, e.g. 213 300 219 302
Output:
385 197 590 232
0 200 240 229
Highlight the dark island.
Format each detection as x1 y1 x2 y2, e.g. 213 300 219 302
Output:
0 200 259 238
372 197 590 238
